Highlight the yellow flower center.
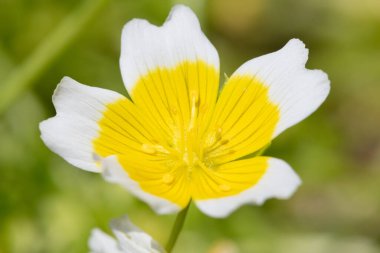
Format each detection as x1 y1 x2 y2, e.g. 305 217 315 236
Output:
93 60 279 208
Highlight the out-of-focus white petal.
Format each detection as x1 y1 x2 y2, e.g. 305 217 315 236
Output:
88 216 165 253
89 229 123 253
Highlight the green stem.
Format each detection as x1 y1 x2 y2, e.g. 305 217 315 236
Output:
165 202 191 253
0 0 108 115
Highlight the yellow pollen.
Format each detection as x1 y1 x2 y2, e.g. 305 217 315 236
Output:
219 184 231 192
141 144 156 154
162 174 174 184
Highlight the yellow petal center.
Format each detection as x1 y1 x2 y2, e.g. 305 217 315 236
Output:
93 61 280 207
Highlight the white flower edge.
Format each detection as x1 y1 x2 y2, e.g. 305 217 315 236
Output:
120 4 219 94
39 77 125 172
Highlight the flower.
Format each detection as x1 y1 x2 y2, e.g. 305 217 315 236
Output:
89 216 165 253
40 5 330 218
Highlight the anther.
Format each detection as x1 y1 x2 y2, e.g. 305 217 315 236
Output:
219 184 231 192
189 91 199 130
155 145 170 154
162 174 174 184
215 127 222 141
220 139 229 145
141 144 156 154
190 91 199 105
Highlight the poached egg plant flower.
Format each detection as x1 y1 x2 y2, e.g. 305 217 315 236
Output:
89 216 165 253
40 5 330 218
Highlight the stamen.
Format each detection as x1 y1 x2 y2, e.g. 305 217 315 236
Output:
209 149 236 160
203 127 222 149
216 127 222 141
162 174 174 184
219 184 231 192
190 91 199 105
188 91 199 130
154 145 170 154
142 143 172 155
196 159 209 171
141 144 156 154
220 139 229 145
203 127 231 155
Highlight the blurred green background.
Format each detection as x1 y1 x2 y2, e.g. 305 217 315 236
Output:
1 0 380 252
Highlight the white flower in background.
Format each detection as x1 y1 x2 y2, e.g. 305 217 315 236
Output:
40 5 330 218
89 216 165 253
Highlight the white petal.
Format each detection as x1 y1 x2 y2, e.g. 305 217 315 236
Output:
88 229 123 253
232 39 330 138
102 156 181 214
110 216 164 253
120 4 219 93
39 77 124 172
88 216 164 253
195 158 301 218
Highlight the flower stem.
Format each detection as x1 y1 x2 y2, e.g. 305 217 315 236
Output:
165 202 191 253
0 0 108 115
